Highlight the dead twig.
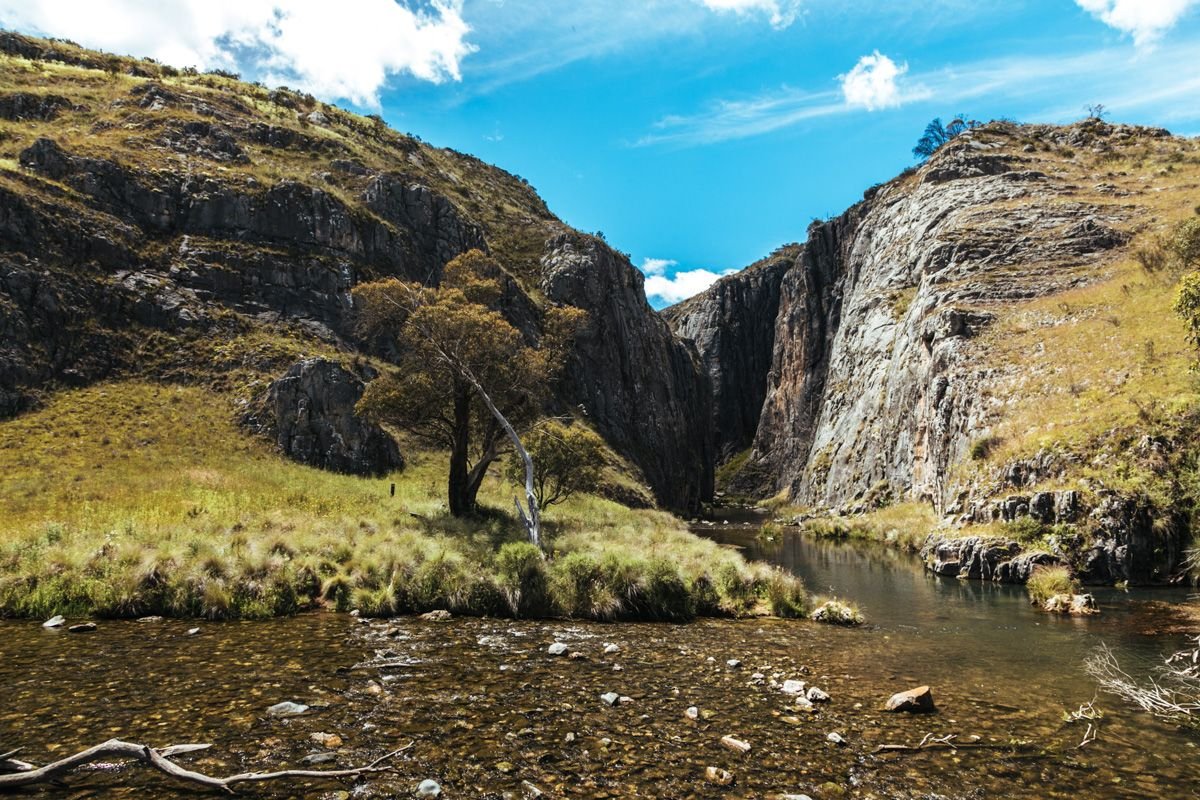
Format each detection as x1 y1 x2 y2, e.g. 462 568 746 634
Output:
0 739 412 794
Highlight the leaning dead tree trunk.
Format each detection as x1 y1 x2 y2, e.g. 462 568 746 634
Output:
0 739 411 794
468 373 540 548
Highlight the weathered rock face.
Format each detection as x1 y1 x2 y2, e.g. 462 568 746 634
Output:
245 358 402 476
664 249 794 461
542 233 714 511
0 38 714 511
681 124 1135 509
921 534 1059 583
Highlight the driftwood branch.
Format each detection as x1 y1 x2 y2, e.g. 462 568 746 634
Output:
0 739 412 794
872 732 1023 755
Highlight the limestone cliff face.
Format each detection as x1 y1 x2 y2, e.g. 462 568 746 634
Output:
675 121 1149 510
0 33 711 511
664 249 794 462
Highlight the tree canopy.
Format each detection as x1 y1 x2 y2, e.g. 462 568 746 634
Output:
353 250 585 530
912 116 980 161
504 420 607 509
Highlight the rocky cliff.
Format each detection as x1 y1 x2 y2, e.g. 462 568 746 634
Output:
664 247 794 462
672 119 1200 580
0 32 711 511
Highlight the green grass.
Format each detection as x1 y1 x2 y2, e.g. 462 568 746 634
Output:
1026 566 1078 606
0 381 807 621
786 502 938 551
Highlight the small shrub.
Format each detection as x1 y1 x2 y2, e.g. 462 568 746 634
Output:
1003 516 1046 542
1132 241 1171 275
1169 219 1200 269
1026 565 1078 606
970 435 1001 461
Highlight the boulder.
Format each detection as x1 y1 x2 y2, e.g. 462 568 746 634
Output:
884 685 936 713
246 359 403 477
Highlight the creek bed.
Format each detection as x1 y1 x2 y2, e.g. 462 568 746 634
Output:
1 521 1198 798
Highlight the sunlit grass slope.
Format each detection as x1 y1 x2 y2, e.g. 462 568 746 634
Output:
0 382 806 621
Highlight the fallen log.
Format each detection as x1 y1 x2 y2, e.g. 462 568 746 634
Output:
0 739 412 794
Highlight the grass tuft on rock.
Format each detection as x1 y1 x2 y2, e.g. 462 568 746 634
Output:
1026 566 1078 606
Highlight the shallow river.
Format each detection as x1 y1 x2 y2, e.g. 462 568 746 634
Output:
1 520 1198 798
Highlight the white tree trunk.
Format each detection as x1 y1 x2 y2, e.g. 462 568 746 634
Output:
466 376 541 548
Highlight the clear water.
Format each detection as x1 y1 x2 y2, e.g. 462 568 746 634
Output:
1 520 1197 798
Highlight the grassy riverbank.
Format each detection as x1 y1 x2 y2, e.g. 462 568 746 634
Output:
0 382 807 621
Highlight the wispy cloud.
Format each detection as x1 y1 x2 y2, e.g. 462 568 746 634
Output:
1075 0 1199 47
0 0 475 107
695 0 802 29
638 41 1200 148
636 88 846 147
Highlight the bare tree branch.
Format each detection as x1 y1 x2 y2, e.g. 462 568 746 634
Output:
0 739 412 794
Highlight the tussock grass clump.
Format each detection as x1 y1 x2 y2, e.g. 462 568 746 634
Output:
1026 565 1078 606
810 598 865 626
0 382 812 622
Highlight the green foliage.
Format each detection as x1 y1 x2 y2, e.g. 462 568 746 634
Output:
354 250 586 517
1174 270 1200 353
504 420 606 507
1026 565 1078 606
913 115 981 161
970 435 1002 461
1168 218 1200 270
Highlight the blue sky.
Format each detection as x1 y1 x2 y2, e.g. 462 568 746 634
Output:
4 1 1200 306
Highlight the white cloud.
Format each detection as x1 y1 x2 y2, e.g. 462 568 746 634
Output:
1075 0 1198 47
640 257 677 275
0 0 476 106
840 51 908 110
645 268 736 304
696 0 801 29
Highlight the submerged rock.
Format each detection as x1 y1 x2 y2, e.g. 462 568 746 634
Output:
416 779 442 797
884 685 936 713
1042 593 1099 615
720 735 751 754
705 766 735 786
806 687 830 703
266 701 309 717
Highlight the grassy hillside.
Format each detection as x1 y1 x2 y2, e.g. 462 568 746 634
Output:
0 34 556 282
0 382 806 620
